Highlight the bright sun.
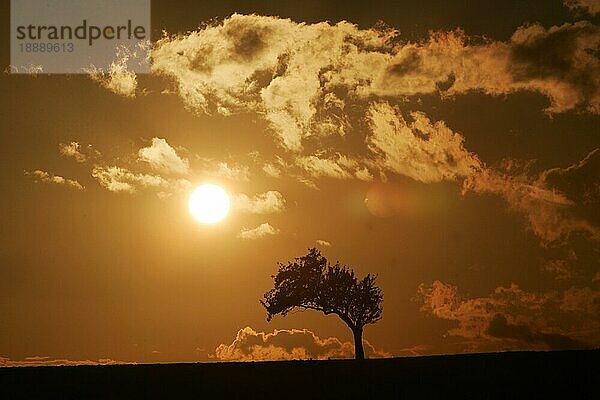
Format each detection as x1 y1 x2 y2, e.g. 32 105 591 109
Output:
188 184 231 224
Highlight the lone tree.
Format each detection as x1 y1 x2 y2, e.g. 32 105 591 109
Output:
261 248 383 360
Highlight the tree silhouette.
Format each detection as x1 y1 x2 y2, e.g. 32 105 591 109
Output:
261 248 383 360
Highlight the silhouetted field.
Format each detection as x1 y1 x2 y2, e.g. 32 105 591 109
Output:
1 350 598 399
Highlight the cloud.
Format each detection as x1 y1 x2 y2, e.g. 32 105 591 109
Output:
87 46 142 97
59 142 86 162
151 15 600 156
149 14 399 150
464 171 595 243
417 280 599 350
234 191 286 214
564 0 600 15
24 170 84 190
237 223 279 239
543 259 576 281
374 22 600 114
0 356 131 367
205 161 251 181
84 138 193 197
214 326 389 361
560 287 600 315
151 14 312 150
366 101 482 183
505 22 600 114
6 64 44 74
92 166 165 193
293 176 318 190
487 314 585 350
296 154 373 181
58 141 101 163
138 137 190 175
289 105 592 247
395 344 431 357
85 15 600 245
417 280 555 340
296 155 351 179
262 162 282 178
316 239 331 247
540 148 600 225
463 150 600 244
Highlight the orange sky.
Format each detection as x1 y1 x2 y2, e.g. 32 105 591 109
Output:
1 0 599 365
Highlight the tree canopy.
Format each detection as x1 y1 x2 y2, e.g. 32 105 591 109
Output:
261 248 383 359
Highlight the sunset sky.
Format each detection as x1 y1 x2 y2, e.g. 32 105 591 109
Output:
1 0 599 365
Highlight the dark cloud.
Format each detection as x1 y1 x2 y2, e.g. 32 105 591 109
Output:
564 0 600 16
510 22 597 79
227 25 270 61
435 72 456 91
188 44 216 73
542 148 600 225
388 49 422 76
509 22 600 112
464 149 600 244
487 314 586 350
418 281 600 350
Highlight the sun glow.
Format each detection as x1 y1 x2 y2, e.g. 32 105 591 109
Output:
188 184 231 224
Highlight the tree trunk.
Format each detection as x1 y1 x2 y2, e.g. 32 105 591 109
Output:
352 327 365 360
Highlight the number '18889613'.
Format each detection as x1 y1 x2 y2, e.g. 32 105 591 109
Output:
19 42 74 52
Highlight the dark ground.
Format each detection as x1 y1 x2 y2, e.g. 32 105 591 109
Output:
1 350 598 399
